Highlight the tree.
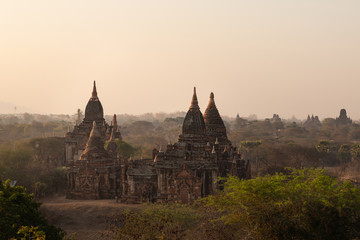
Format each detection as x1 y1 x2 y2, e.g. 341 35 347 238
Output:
0 179 64 239
109 203 201 240
338 144 352 164
203 168 360 240
105 139 139 158
239 140 262 175
351 144 360 161
316 140 331 168
238 140 262 159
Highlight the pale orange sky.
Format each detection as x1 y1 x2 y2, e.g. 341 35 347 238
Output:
0 1 359 119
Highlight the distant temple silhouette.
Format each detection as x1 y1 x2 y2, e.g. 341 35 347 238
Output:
336 109 352 126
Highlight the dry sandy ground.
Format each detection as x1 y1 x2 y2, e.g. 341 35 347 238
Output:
39 197 140 240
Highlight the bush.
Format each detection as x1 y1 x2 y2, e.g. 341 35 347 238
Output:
0 179 64 239
203 168 360 240
109 203 201 240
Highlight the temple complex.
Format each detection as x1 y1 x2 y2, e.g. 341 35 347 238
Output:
66 83 251 203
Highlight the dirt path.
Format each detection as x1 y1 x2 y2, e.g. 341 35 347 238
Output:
39 197 141 240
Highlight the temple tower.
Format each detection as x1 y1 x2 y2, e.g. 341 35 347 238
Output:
179 87 207 143
336 109 352 126
84 81 105 123
203 92 229 145
64 81 112 163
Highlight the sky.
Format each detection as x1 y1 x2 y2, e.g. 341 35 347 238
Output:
0 1 359 120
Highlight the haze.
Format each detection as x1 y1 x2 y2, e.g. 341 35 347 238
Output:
0 1 359 119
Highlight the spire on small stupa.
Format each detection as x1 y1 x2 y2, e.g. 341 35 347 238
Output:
111 114 118 130
109 129 115 142
211 145 216 154
223 145 228 153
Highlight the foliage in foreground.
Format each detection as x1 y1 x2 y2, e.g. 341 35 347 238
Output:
0 139 68 197
0 179 65 240
204 168 360 240
108 203 235 240
109 169 360 240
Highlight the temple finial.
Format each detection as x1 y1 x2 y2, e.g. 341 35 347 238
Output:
112 114 118 129
190 87 199 110
92 81 97 99
207 92 215 107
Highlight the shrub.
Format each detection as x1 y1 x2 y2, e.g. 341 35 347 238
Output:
203 168 360 240
0 179 64 239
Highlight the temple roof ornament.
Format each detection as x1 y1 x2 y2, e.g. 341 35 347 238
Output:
91 80 98 99
190 87 200 110
111 114 118 131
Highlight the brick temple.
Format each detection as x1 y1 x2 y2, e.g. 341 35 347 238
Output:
66 82 250 203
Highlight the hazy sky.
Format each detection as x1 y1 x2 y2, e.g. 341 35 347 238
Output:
0 1 359 119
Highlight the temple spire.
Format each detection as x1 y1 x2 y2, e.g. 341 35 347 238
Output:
111 114 118 131
90 121 101 138
91 81 98 99
190 87 199 110
80 121 109 160
109 129 115 141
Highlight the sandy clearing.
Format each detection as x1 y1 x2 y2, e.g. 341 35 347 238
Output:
39 196 141 240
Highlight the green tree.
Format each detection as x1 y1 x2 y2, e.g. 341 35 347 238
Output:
0 179 64 239
351 144 360 161
105 139 139 158
10 226 46 240
338 144 352 164
203 168 360 240
316 140 331 168
110 203 201 240
239 140 262 175
238 140 262 159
